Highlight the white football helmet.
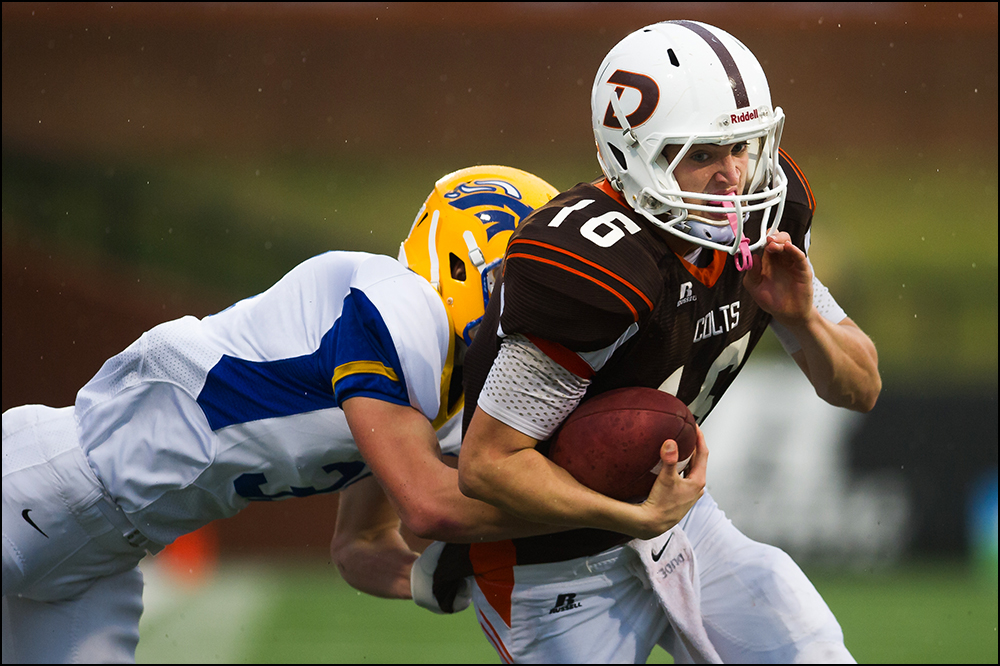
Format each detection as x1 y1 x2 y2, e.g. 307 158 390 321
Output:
591 20 787 265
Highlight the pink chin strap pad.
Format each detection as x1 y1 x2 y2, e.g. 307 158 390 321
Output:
723 200 753 272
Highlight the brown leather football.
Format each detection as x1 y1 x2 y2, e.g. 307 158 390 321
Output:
548 387 697 502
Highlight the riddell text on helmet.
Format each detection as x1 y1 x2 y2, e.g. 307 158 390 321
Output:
731 109 759 124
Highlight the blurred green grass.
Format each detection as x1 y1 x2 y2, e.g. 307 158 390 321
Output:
817 561 999 664
135 558 998 664
2 147 997 389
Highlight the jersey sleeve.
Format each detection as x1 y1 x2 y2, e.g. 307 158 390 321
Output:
331 287 411 407
477 333 591 440
334 255 454 426
497 188 663 353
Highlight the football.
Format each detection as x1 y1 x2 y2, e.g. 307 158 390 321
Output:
547 387 697 503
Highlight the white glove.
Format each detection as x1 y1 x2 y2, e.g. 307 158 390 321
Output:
410 540 472 614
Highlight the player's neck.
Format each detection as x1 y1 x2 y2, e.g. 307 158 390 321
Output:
594 178 628 207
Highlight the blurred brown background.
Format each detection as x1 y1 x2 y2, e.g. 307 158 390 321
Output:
3 3 997 159
3 2 997 561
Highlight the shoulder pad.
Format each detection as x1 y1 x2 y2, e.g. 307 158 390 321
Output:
499 185 662 351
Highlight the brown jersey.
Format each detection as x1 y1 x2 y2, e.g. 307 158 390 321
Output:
431 150 815 611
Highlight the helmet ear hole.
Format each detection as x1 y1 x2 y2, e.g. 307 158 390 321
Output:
449 252 467 281
608 143 628 171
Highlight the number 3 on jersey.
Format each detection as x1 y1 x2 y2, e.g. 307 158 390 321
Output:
548 199 641 248
233 461 370 501
659 333 751 422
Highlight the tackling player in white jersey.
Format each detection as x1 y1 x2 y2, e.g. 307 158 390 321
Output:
1 165 708 663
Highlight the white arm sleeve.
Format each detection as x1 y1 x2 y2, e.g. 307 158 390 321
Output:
769 262 848 355
477 334 591 441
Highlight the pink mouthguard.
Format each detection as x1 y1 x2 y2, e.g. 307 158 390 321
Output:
721 200 753 272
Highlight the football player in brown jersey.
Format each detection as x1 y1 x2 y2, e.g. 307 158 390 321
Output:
414 20 881 664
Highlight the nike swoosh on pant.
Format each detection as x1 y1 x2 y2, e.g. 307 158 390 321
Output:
22 509 49 538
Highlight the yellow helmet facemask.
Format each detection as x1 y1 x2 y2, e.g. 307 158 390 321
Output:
399 165 559 346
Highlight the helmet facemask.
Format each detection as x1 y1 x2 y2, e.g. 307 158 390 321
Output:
645 123 788 260
455 229 504 345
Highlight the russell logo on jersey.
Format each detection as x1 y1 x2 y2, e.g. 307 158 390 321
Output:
677 282 697 306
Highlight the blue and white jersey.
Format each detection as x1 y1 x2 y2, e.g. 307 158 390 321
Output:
74 251 462 546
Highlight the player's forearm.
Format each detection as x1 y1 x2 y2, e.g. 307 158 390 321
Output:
396 463 564 543
330 474 420 598
345 397 559 544
458 426 668 539
330 532 417 599
786 312 881 412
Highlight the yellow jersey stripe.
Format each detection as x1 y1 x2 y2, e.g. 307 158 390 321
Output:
332 360 399 387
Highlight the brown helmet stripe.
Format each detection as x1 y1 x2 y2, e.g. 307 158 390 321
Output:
670 20 750 110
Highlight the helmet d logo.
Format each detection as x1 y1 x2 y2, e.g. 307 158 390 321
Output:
602 70 660 130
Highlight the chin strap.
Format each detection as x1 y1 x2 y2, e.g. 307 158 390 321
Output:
723 201 753 272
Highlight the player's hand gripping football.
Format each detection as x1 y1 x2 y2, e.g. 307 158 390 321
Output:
633 425 708 540
742 231 813 326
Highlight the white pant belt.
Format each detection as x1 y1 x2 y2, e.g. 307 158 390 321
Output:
95 495 163 554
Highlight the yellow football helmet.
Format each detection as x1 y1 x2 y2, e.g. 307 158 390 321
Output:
399 165 558 345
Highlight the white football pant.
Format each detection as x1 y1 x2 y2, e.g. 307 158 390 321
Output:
471 492 855 664
3 405 148 663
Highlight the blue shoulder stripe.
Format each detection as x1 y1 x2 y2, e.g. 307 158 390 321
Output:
198 337 338 431
197 287 408 431
331 288 409 407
